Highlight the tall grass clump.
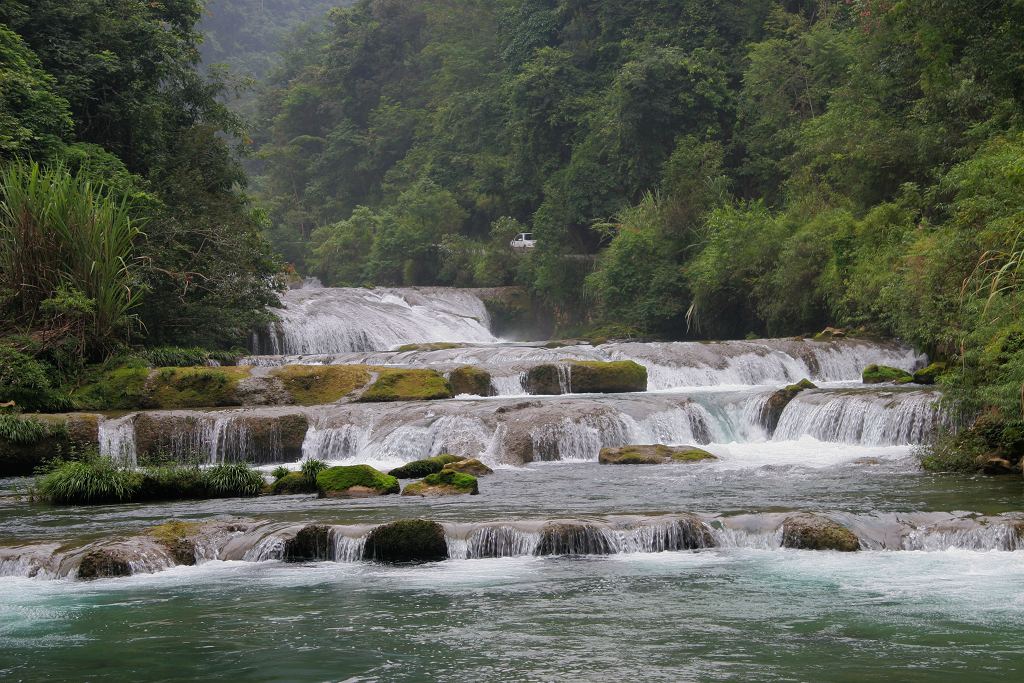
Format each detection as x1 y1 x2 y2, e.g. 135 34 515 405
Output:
0 161 143 360
37 458 142 504
0 414 52 444
202 462 266 497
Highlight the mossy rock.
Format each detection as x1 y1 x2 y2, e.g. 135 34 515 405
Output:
269 472 318 495
283 525 333 561
599 444 716 465
524 364 563 394
401 470 479 497
358 369 453 402
569 361 647 393
781 514 860 551
442 458 493 476
77 547 134 579
760 379 817 434
448 366 494 397
912 362 948 385
363 519 448 563
862 364 913 385
316 465 400 498
271 365 371 405
388 454 462 479
394 342 463 352
145 366 251 408
813 327 846 340
148 521 200 565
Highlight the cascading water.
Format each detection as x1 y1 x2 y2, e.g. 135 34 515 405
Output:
251 285 497 354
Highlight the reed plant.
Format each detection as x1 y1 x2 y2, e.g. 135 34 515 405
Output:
0 161 143 359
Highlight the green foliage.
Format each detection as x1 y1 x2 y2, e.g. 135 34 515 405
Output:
862 365 913 385
271 465 290 481
0 25 71 158
0 343 69 411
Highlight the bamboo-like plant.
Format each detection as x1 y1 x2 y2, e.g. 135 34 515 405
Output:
0 160 143 357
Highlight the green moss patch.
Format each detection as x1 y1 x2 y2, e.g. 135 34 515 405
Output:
395 342 463 352
599 444 716 465
358 369 453 402
71 367 151 410
146 366 251 408
272 365 371 405
388 454 462 479
862 364 913 384
317 464 400 497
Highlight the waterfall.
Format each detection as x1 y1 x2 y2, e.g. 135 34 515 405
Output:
252 286 497 354
773 389 945 446
98 415 138 466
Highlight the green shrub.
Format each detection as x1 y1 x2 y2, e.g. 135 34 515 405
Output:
271 465 290 481
201 463 265 498
37 459 142 504
0 344 69 412
138 464 206 500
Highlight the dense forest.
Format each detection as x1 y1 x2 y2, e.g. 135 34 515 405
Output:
2 0 1024 471
0 0 280 408
253 0 1024 469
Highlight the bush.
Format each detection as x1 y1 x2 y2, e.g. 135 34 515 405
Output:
300 458 327 481
271 465 290 481
0 414 52 444
0 344 69 412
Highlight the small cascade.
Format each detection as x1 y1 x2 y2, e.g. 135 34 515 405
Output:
711 527 785 550
490 372 528 396
900 523 1024 551
252 286 497 354
332 531 368 563
773 389 945 446
98 415 138 466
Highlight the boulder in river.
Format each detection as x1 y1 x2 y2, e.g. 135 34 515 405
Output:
781 513 860 551
76 547 136 579
599 444 716 465
148 520 201 565
283 525 333 561
388 454 463 479
536 522 617 556
760 379 817 434
525 361 647 395
447 366 495 396
401 470 480 497
442 458 494 476
862 364 913 384
317 465 400 498
363 520 448 563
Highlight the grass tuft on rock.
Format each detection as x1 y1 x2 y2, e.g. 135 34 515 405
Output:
862 364 913 385
146 367 251 408
402 469 479 496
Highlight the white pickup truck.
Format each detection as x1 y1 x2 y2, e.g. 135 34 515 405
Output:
510 232 536 249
